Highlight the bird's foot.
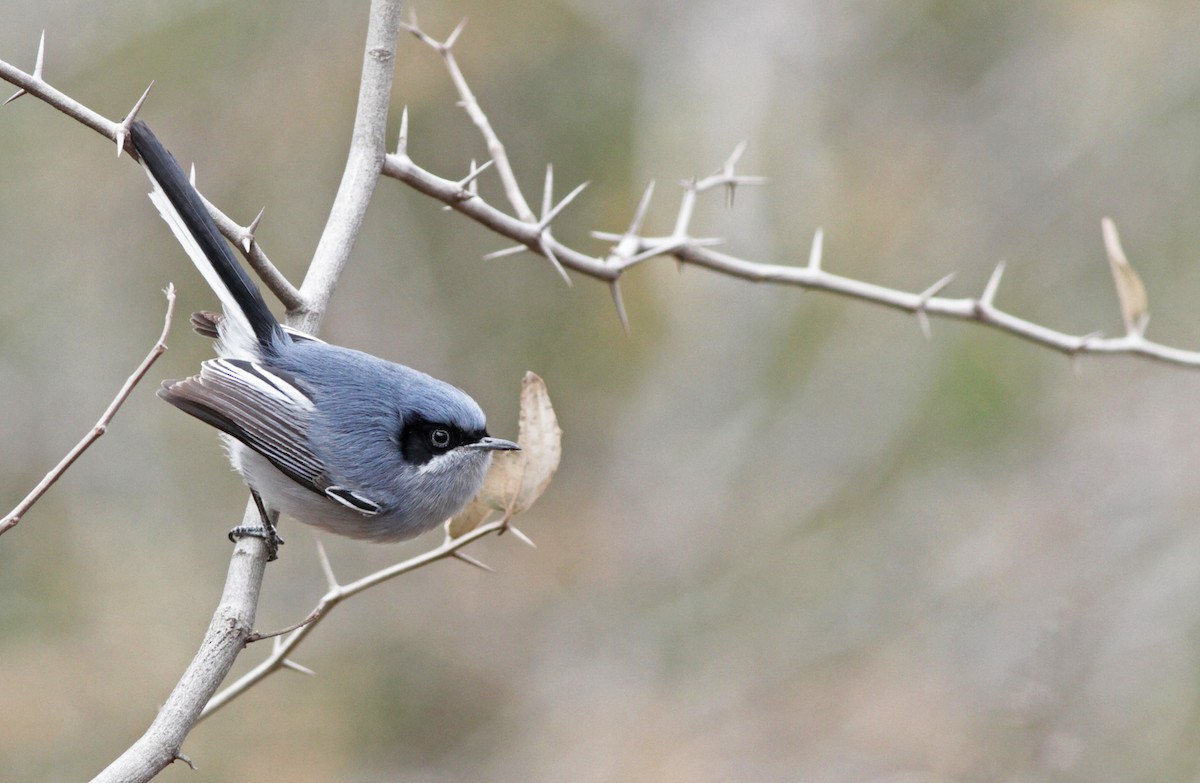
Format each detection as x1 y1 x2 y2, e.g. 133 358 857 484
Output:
228 524 285 562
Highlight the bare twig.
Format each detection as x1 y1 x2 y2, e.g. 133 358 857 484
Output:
385 28 1200 368
291 0 404 334
386 148 1200 366
195 190 305 311
400 15 535 221
200 518 511 719
0 32 305 313
0 285 177 536
0 31 115 138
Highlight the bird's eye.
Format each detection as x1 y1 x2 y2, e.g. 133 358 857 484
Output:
430 429 451 449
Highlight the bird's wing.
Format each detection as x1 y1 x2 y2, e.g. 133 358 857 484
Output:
158 358 332 497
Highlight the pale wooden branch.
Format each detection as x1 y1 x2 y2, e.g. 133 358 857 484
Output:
390 20 1200 370
292 0 403 334
400 15 535 221
197 192 305 311
92 539 268 782
93 0 407 779
200 518 512 719
0 285 176 536
0 34 305 313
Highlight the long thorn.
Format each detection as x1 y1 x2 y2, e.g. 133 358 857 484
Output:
913 269 958 339
609 180 657 256
33 30 45 79
723 140 748 173
281 658 316 676
444 17 469 50
456 158 494 190
627 180 656 238
538 181 589 231
242 207 265 253
620 239 684 268
539 239 573 286
315 537 338 591
808 228 824 271
541 164 554 219
483 244 528 260
609 279 631 335
506 525 538 549
451 550 496 573
981 260 1006 308
919 272 957 302
116 81 154 158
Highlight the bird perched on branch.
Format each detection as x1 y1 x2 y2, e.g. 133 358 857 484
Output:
130 120 517 560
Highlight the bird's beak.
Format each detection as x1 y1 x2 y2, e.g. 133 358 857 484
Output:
467 436 520 452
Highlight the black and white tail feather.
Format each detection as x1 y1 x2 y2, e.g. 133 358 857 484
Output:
131 120 282 359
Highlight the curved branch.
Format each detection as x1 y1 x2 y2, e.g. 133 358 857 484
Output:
0 37 304 313
200 518 512 719
293 0 403 334
0 286 176 536
387 22 1200 370
400 16 535 221
91 543 267 783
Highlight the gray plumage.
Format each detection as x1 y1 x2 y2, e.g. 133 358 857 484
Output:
130 121 517 545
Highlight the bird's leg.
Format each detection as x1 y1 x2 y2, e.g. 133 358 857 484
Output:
227 490 285 561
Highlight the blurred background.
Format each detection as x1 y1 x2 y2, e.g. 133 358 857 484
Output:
4 1 1200 780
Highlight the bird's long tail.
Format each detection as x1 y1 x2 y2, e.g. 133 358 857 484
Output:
130 120 283 356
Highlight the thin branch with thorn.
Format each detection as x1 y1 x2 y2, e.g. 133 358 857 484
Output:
0 285 177 536
0 32 305 312
383 32 1200 367
200 517 515 720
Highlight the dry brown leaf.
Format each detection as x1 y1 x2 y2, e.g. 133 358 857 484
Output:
447 372 562 538
1102 217 1148 335
508 371 563 512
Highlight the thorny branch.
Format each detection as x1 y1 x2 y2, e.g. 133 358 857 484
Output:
0 5 1196 780
200 517 517 720
0 285 177 536
0 5 524 782
0 14 550 780
384 16 1200 368
0 33 305 313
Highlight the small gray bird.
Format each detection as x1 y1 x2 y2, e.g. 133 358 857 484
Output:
130 121 518 559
